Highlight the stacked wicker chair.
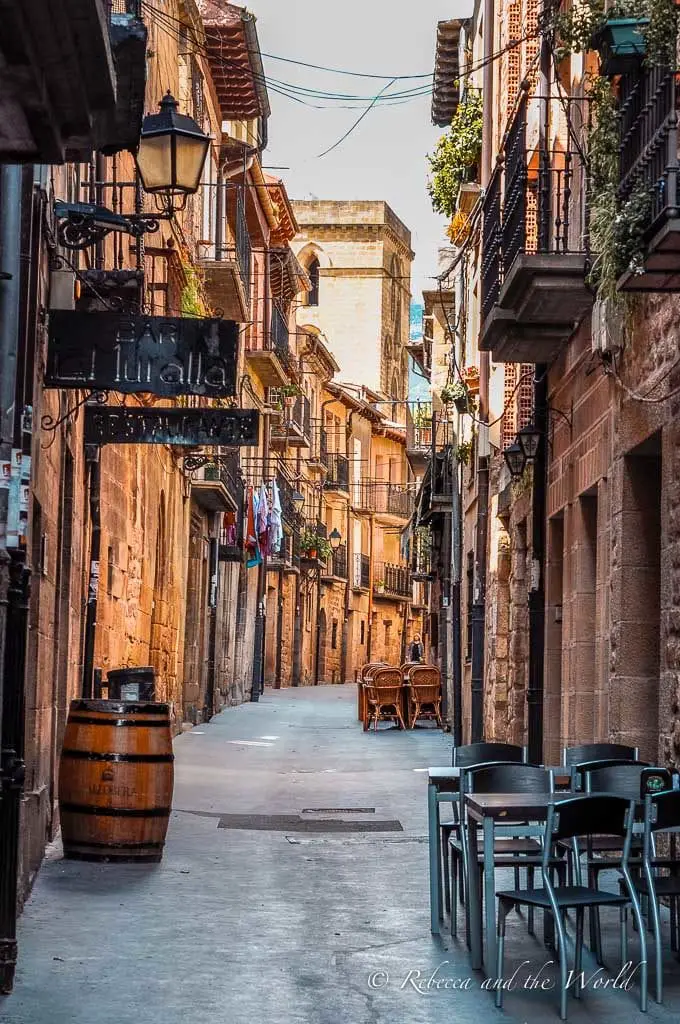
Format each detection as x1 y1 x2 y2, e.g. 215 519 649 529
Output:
364 668 406 731
406 665 442 728
357 662 388 723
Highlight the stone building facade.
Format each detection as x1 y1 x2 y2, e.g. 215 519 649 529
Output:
4 0 307 912
426 2 680 769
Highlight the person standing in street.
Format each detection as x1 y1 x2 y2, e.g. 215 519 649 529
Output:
409 633 423 663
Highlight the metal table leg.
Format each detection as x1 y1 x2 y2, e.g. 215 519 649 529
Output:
483 816 497 975
428 782 441 932
466 812 482 969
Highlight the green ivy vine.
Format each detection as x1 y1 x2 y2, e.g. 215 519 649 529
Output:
427 88 483 219
180 262 206 318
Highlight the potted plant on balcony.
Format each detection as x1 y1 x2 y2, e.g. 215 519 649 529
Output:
299 528 332 562
441 380 475 415
593 15 649 74
375 578 385 594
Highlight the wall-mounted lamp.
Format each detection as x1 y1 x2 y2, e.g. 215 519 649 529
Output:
503 441 527 480
55 93 211 251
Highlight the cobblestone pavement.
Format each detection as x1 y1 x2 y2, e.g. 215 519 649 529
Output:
2 685 680 1023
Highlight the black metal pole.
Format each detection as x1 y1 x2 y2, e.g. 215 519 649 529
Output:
527 367 548 765
0 550 30 993
205 534 218 718
470 452 489 743
250 556 265 702
81 445 100 699
274 568 283 688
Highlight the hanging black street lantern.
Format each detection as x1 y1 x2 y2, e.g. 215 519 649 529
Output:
503 441 527 479
516 423 542 463
135 92 211 211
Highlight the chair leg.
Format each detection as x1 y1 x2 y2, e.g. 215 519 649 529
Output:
450 847 458 937
441 831 451 915
553 904 570 1021
588 865 604 966
527 866 535 936
646 879 663 1004
495 901 509 1009
620 905 628 968
574 907 584 999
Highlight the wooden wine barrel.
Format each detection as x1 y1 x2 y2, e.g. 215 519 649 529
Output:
58 699 174 863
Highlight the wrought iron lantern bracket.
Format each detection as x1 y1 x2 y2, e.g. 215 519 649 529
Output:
54 201 170 251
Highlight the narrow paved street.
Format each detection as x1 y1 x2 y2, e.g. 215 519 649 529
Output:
3 687 680 1024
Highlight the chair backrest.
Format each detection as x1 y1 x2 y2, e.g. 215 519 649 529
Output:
468 763 554 795
645 789 680 834
360 662 388 681
452 741 526 768
548 794 634 843
572 758 649 791
563 742 638 767
408 666 441 698
371 668 402 688
586 763 671 800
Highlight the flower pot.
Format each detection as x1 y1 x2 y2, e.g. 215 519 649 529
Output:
453 395 469 414
594 17 648 76
308 548 317 560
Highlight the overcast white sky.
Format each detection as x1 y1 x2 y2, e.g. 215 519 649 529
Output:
252 1 468 296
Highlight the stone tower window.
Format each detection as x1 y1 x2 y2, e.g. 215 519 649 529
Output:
390 254 401 322
306 257 320 306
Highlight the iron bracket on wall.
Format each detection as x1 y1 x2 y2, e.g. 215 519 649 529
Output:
54 201 170 251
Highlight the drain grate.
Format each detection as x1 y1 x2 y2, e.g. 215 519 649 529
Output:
300 807 375 815
217 813 402 833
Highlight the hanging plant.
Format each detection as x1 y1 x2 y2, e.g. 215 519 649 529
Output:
554 0 677 67
427 89 483 219
455 440 473 465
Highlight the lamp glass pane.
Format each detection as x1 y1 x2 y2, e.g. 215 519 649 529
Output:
135 134 173 192
174 134 210 194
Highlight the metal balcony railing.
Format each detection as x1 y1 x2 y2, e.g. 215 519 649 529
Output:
323 452 350 491
360 480 412 518
406 401 433 451
201 449 242 503
618 62 677 234
271 302 296 375
481 95 588 323
235 186 252 300
308 421 328 464
353 553 370 589
323 543 347 579
411 527 432 578
269 392 311 444
374 561 412 599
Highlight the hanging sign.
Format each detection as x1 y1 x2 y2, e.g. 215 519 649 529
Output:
84 406 259 447
45 310 238 397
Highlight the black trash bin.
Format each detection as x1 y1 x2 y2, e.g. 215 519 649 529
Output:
107 666 156 702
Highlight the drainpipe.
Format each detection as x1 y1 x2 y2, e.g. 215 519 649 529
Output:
274 567 283 688
366 515 375 661
470 0 495 744
81 446 101 699
526 5 552 762
527 369 548 764
0 163 25 997
339 409 354 682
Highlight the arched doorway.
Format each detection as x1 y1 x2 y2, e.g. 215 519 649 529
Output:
316 608 327 684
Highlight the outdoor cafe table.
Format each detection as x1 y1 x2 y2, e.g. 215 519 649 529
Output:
427 767 572 935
